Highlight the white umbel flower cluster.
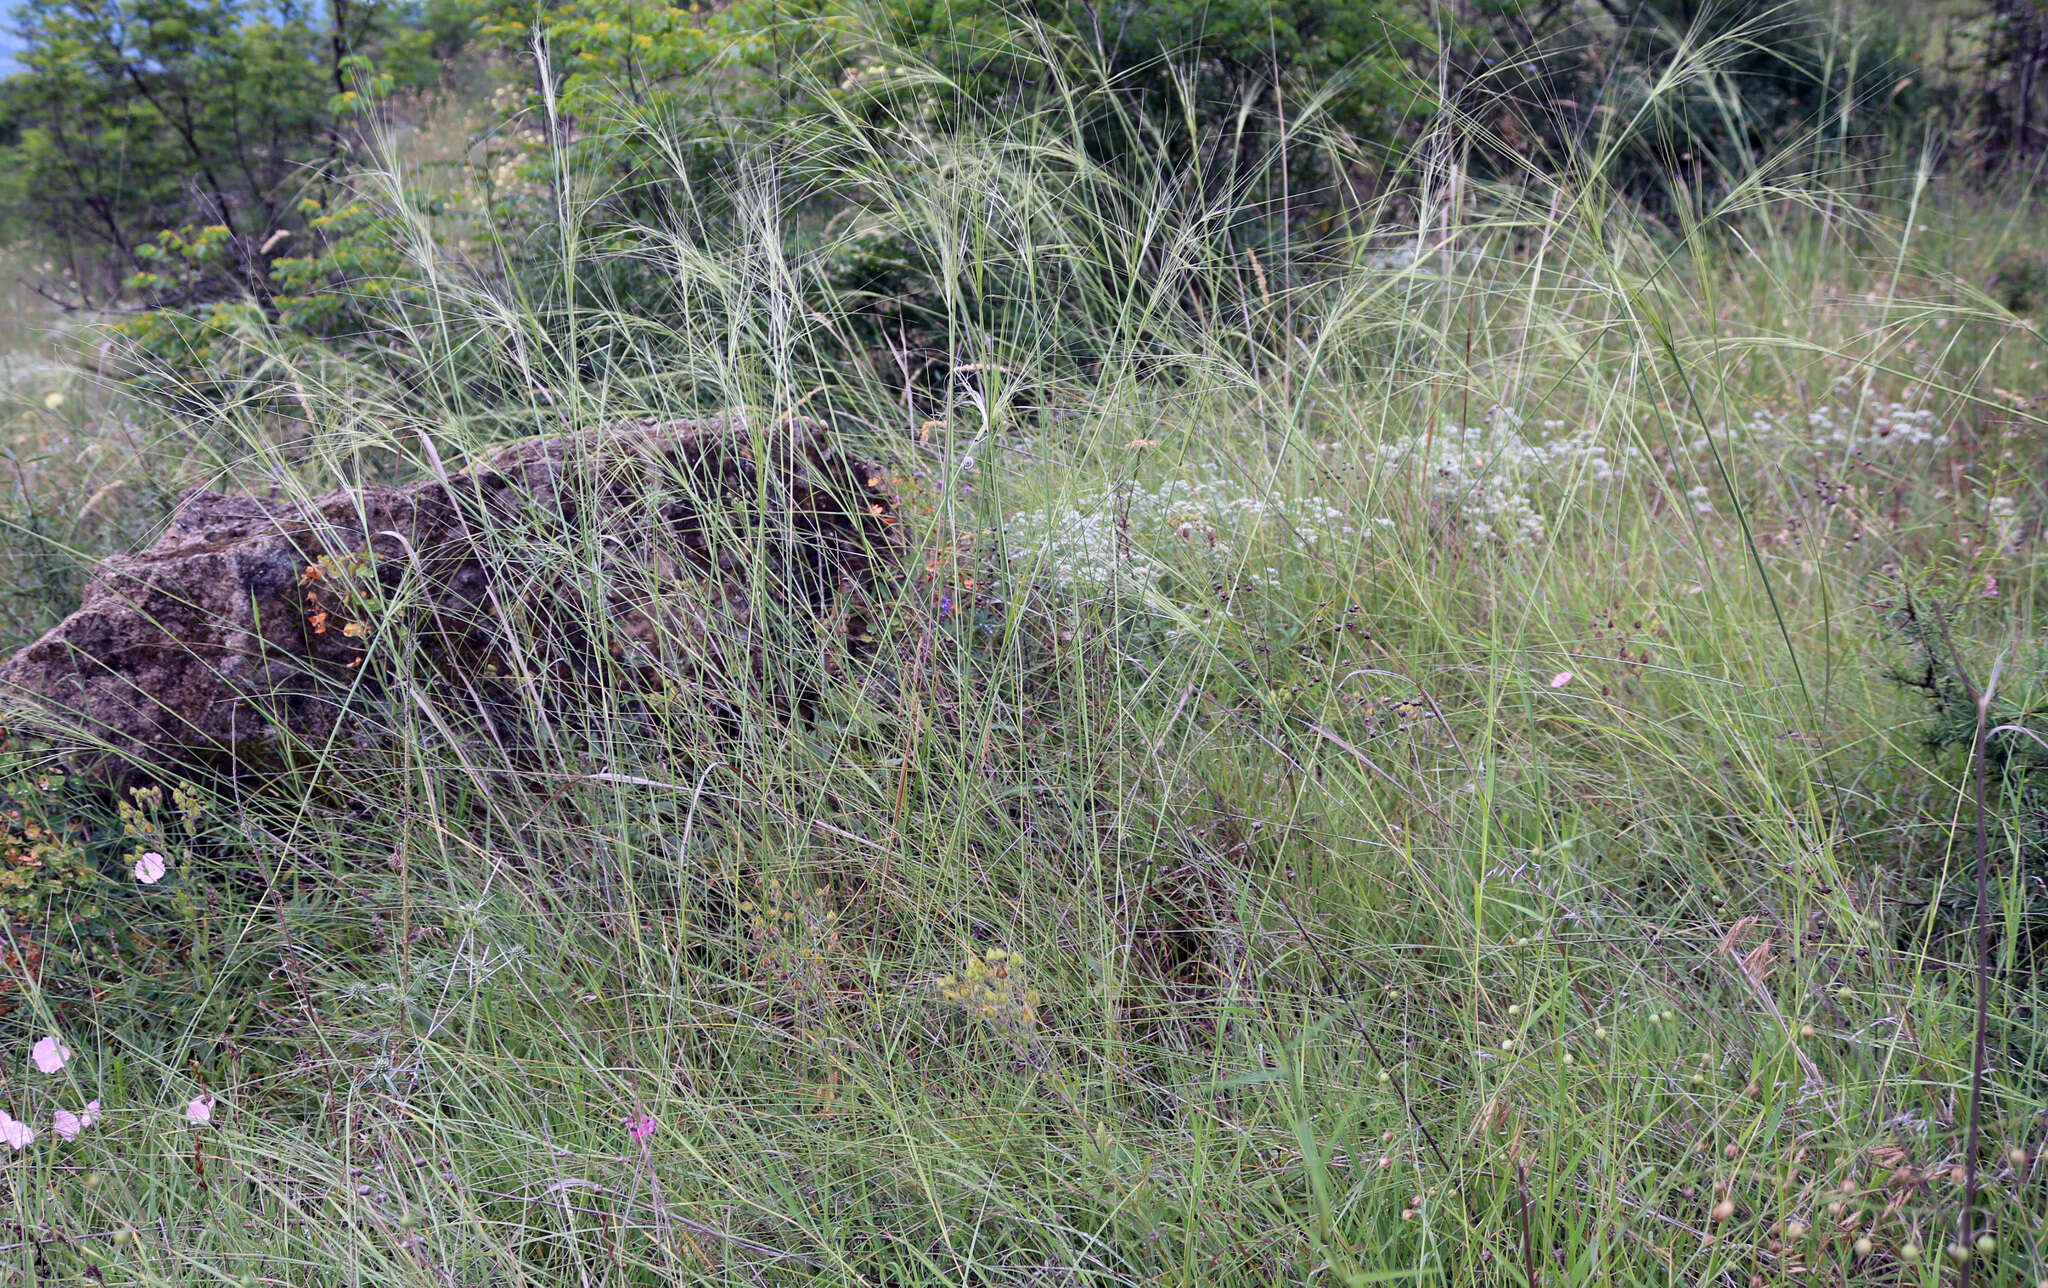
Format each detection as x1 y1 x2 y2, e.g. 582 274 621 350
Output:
1700 391 1947 455
1004 472 1351 601
1362 408 1643 548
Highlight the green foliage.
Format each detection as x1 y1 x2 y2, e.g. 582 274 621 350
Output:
1444 0 1933 217
1039 0 1413 126
1891 598 2048 976
4 0 341 302
56 0 1971 417
0 762 351 1092
1968 0 2048 171
1613 0 1929 185
376 0 487 87
0 767 97 921
0 0 476 304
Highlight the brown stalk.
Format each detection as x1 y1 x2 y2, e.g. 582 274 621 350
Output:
1516 1157 1540 1288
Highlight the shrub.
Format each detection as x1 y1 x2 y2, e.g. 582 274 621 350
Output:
0 0 475 305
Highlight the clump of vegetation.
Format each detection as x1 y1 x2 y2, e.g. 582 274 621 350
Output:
0 768 96 927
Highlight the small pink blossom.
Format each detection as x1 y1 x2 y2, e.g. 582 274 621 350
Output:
0 1112 34 1150
31 1035 71 1074
53 1101 100 1142
1549 672 1574 688
624 1112 656 1142
184 1095 214 1126
133 851 168 884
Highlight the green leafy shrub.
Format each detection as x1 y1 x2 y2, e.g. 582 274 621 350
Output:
0 0 478 305
0 768 99 926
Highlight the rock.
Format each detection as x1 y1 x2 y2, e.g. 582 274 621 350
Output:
0 417 898 784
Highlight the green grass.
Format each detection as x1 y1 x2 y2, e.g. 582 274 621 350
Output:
2 30 2047 1288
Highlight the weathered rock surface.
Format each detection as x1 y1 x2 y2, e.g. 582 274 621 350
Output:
0 417 897 783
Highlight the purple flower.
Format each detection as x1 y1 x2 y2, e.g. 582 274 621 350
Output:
624 1112 656 1142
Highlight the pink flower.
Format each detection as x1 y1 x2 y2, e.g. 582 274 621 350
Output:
53 1101 100 1142
0 1112 34 1150
133 851 168 884
184 1095 214 1126
624 1111 656 1143
1549 672 1574 688
31 1035 71 1074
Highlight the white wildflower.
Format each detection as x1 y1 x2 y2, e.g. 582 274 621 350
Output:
1364 412 1644 548
1004 474 1348 607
